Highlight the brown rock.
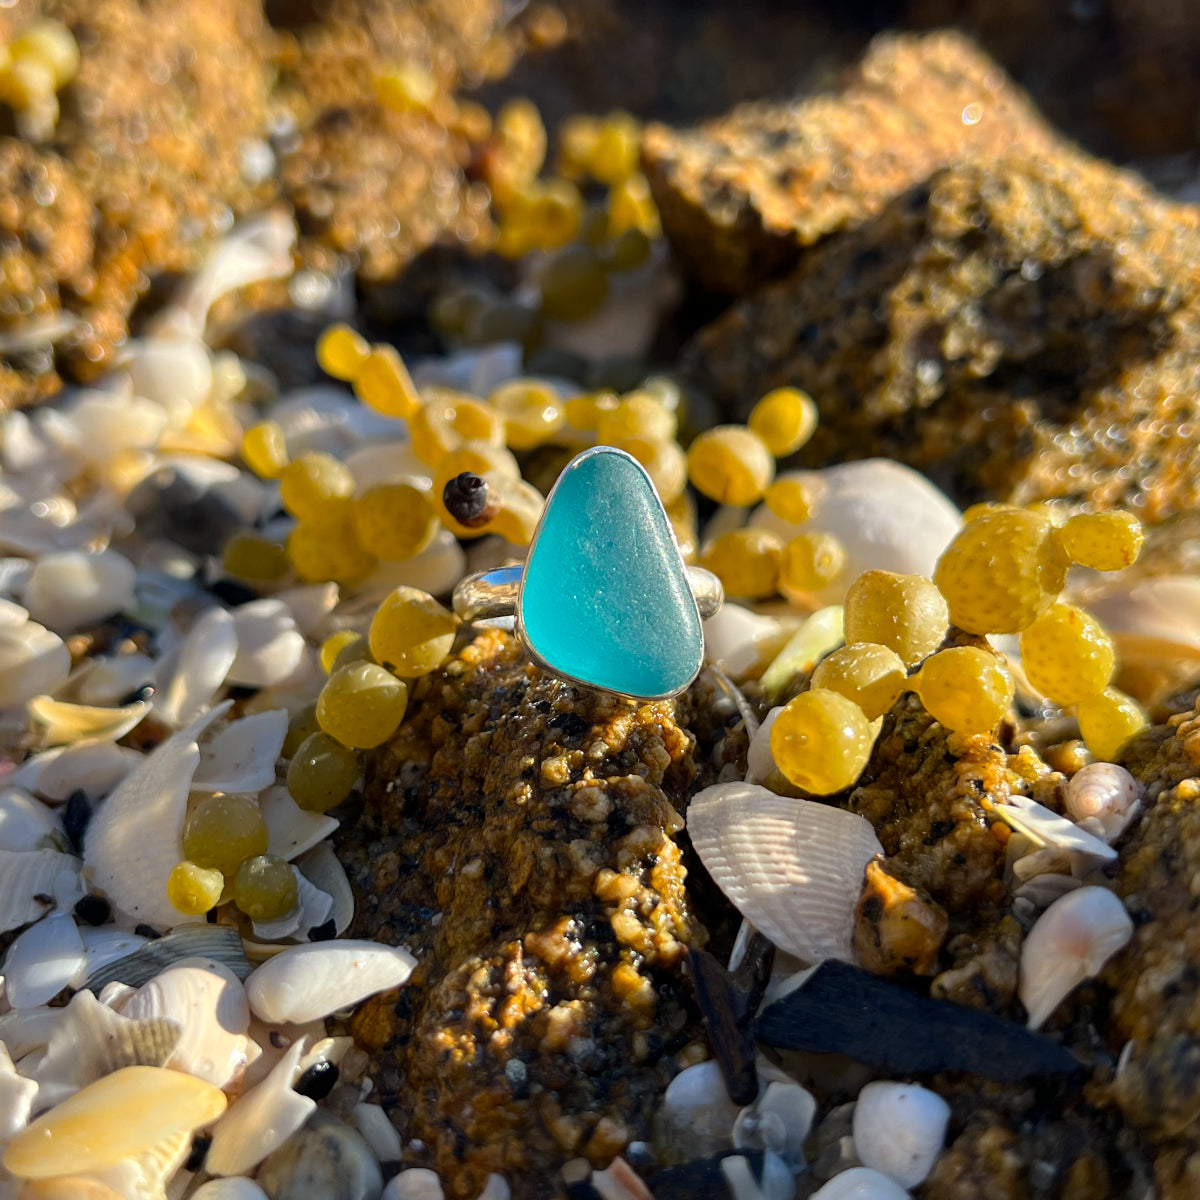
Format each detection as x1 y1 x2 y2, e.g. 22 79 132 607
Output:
852 856 948 976
339 629 705 1199
923 1115 1027 1200
642 31 1058 295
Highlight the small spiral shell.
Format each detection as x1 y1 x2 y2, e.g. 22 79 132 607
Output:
1065 762 1141 842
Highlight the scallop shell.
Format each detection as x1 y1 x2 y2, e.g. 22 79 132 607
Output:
0 1040 38 1138
0 787 61 851
810 1167 912 1199
205 1037 315 1177
244 940 417 1025
156 609 238 729
733 1080 817 1163
26 696 150 748
687 782 884 964
251 869 333 942
121 960 250 1090
84 703 229 930
192 709 287 795
0 619 71 708
84 923 251 992
260 785 339 862
990 795 1116 876
33 740 140 803
3 1065 225 1181
851 1081 950 1189
3 912 85 1009
0 849 84 933
1019 885 1133 1030
296 841 354 935
227 602 306 689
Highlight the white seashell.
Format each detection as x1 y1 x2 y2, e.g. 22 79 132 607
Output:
990 795 1116 876
26 696 149 748
0 849 83 933
687 782 883 963
0 788 60 851
357 528 466 601
0 1040 37 1138
0 596 28 625
84 924 250 994
703 604 783 678
297 841 354 934
125 337 213 427
851 1081 950 1189
382 1168 444 1200
244 940 417 1024
62 391 167 466
78 927 150 983
272 386 401 460
261 785 339 862
656 1060 741 1162
23 550 137 634
156 608 238 728
1019 885 1133 1030
734 1080 817 1163
352 1102 403 1165
0 556 33 599
84 703 230 930
0 620 70 708
192 709 287 794
34 740 140 802
1012 872 1081 910
190 1179 270 1200
1086 574 1200 658
3 912 85 1008
76 655 156 707
719 1150 795 1200
810 1167 912 1199
750 460 962 606
412 341 524 397
274 583 339 638
251 869 333 942
745 708 783 786
1065 763 1141 843
758 606 846 703
121 960 251 1090
87 1129 193 1200
473 1174 512 1200
227 602 306 688
206 1037 314 1176
344 441 430 492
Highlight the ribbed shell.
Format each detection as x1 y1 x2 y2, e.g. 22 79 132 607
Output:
0 848 83 933
687 782 883 963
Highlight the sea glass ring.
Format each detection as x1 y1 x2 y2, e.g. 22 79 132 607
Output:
452 445 723 701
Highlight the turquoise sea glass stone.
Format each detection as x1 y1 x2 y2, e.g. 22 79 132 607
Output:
519 446 703 699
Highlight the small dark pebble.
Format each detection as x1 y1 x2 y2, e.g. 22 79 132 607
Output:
505 1057 530 1100
74 895 111 926
295 1059 340 1101
118 683 155 706
271 1031 288 1048
226 685 259 702
125 461 263 557
308 918 338 942
62 789 92 853
209 579 258 607
649 1149 771 1199
442 472 492 527
134 923 162 940
547 711 590 739
756 959 1082 1080
33 893 53 905
185 1134 211 1172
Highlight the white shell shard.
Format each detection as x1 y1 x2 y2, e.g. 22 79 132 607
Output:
23 550 137 634
656 1060 740 1163
227 602 306 689
260 785 339 862
745 708 783 786
78 928 150 983
382 1168 445 1200
84 923 251 993
357 529 467 602
733 1081 817 1163
0 1041 37 1137
192 709 287 795
1019 885 1133 1030
251 869 333 942
34 740 140 803
297 841 354 935
26 696 149 748
61 391 167 468
190 1179 271 1199
1087 575 1200 662
274 583 339 638
851 1082 950 1189
1012 872 1081 910
344 442 429 492
244 940 417 1024
474 1174 513 1200
76 654 156 707
352 1102 404 1165
125 338 213 424
206 1037 314 1176
0 788 61 852
121 960 251 1090
810 1167 912 1199
750 460 962 606
687 782 883 964
991 795 1116 876
84 703 230 930
703 604 784 679
720 1150 795 1200
0 849 84 933
156 609 238 729
1065 763 1142 843
0 620 71 708
758 606 846 704
3 912 84 1008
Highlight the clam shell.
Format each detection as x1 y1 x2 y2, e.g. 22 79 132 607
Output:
78 927 149 984
190 1179 270 1199
990 796 1116 876
0 849 84 933
260 785 339 862
0 620 71 708
244 940 417 1025
2 1065 225 1180
23 550 137 635
26 696 149 748
205 1038 314 1177
251 869 333 942
687 782 883 964
0 1040 38 1138
121 960 250 1090
851 1081 950 1189
810 1167 912 1199
3 912 84 1009
84 703 229 930
84 923 250 992
0 788 61 851
33 741 140 803
192 709 287 795
227 602 306 689
156 609 238 729
297 841 354 935
1019 885 1133 1030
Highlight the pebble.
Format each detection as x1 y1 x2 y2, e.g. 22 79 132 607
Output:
256 1111 384 1200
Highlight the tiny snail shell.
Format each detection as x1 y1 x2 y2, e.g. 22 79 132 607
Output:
1019 885 1133 1030
851 1081 950 1188
1065 763 1141 842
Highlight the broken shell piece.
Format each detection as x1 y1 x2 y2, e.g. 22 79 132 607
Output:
688 782 883 964
810 1167 912 1199
720 1150 795 1200
3 912 84 1008
251 869 333 942
22 550 137 634
990 795 1116 876
852 1081 949 1189
296 841 354 935
704 604 785 680
261 785 339 862
85 922 250 992
655 1059 741 1164
257 1110 383 1200
34 740 139 802
2 1065 226 1180
1012 873 1081 911
382 1167 445 1200
80 1125 192 1200
156 608 238 728
733 1080 817 1163
26 696 149 748
590 1158 651 1200
244 940 416 1024
0 848 83 933
0 788 60 852
75 654 156 707
745 708 782 786
0 1040 38 1137
227 602 306 689
206 1037 313 1177
1019 885 1133 1030
352 1101 404 1165
1064 763 1141 843
852 860 948 977
0 619 71 708
192 709 288 794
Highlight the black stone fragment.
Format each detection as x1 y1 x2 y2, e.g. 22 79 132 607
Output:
185 1134 211 1172
62 789 91 853
307 918 337 942
134 923 163 940
756 959 1081 1080
209 579 257 607
649 1149 771 1199
295 1059 339 1100
74 895 111 926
